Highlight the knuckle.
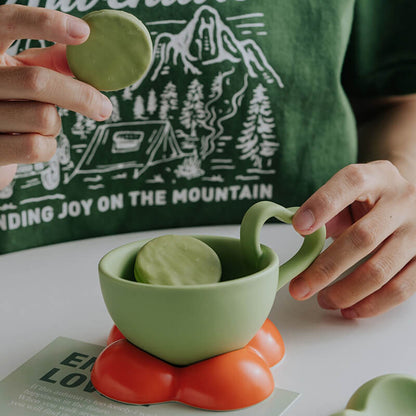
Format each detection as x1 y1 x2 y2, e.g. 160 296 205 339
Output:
22 134 44 163
350 223 377 250
22 67 48 95
322 290 344 309
35 103 56 134
389 277 414 303
343 164 367 190
406 225 416 243
313 258 338 285
374 159 398 175
356 299 379 318
79 86 100 114
36 9 66 35
405 183 416 203
23 135 57 163
362 259 391 288
36 8 56 29
0 4 16 22
35 104 60 136
54 117 63 137
315 190 337 213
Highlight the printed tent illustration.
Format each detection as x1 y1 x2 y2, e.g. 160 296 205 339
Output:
65 121 186 183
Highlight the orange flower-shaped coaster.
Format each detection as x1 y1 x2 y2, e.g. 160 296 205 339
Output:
91 319 285 411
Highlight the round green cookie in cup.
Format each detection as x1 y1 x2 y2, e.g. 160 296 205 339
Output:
66 10 153 91
134 235 222 286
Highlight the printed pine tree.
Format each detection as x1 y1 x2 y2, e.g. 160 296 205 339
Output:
133 95 146 119
159 82 179 120
237 84 278 169
122 86 133 101
180 79 206 140
147 89 158 115
71 113 96 139
110 96 121 122
57 107 69 117
209 73 223 99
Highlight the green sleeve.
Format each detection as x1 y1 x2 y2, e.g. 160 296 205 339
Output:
342 0 416 97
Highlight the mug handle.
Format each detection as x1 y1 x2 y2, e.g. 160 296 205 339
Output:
240 201 326 291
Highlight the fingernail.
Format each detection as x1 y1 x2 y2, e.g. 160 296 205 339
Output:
67 18 90 39
100 98 113 119
290 279 311 300
342 308 358 319
293 209 315 231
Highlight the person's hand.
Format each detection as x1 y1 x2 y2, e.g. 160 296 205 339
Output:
0 4 113 189
290 161 416 318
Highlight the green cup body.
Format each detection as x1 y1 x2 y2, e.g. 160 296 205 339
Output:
98 236 280 366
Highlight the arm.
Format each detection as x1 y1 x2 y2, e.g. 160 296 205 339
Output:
289 96 416 319
355 94 416 185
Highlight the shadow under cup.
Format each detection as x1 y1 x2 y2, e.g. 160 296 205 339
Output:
98 235 280 366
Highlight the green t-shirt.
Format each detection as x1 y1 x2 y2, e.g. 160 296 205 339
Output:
0 0 415 253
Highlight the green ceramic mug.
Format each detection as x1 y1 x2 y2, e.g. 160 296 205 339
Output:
98 201 326 366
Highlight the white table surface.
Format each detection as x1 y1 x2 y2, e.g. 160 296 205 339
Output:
1 224 415 416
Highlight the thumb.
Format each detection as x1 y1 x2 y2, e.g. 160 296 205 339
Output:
15 44 73 76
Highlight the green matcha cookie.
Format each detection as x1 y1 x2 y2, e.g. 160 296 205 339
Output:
134 235 222 286
66 10 152 91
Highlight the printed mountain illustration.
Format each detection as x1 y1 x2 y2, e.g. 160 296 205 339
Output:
143 6 283 87
0 5 283 202
121 5 283 180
